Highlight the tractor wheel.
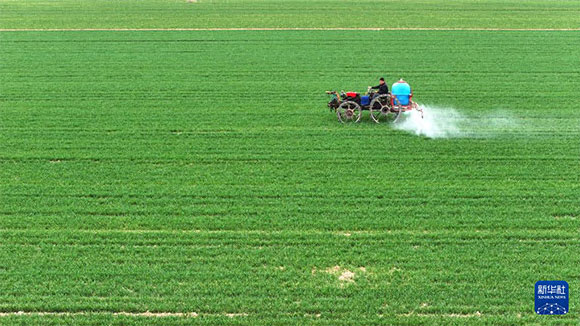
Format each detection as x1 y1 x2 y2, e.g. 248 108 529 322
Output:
392 105 403 123
337 101 361 123
369 95 392 123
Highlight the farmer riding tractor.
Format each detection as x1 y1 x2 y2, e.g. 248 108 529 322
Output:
326 79 422 123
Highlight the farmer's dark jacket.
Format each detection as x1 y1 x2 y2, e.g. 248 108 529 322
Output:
372 83 389 94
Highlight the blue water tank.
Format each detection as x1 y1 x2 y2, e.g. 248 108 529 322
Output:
392 80 411 106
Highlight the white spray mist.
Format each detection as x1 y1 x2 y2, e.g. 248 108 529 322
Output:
393 104 520 139
394 104 465 138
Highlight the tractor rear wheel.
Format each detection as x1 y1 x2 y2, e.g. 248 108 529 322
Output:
392 105 403 123
369 95 392 123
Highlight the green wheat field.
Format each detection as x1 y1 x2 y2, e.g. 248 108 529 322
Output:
0 0 579 325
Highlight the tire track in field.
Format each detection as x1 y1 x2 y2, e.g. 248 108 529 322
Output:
0 27 579 32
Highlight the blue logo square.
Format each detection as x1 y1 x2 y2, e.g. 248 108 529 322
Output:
535 280 569 315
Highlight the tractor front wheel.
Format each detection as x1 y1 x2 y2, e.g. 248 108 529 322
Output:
337 101 361 123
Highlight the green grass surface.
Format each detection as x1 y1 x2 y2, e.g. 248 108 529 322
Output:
1 1 580 325
1 0 580 29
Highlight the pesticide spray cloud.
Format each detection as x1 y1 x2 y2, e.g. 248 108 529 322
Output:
394 104 520 139
394 105 462 138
